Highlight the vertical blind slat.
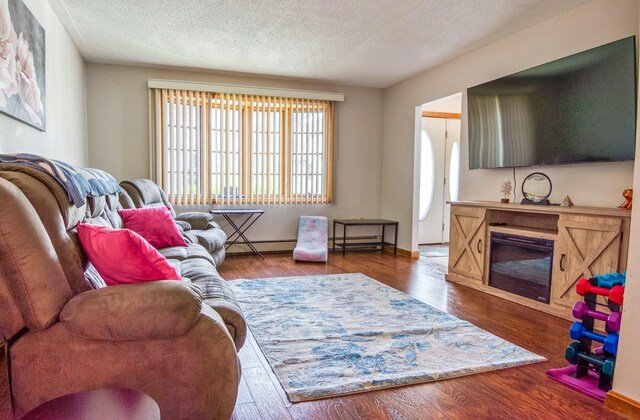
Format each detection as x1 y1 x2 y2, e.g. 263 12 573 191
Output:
248 95 253 205
183 89 190 205
169 89 177 203
183 89 189 205
176 90 183 204
246 94 250 205
231 93 237 204
213 93 220 205
195 91 200 204
262 96 267 206
323 102 329 203
212 93 216 205
279 96 285 204
221 92 225 204
183 90 188 205
193 90 199 205
286 98 290 204
288 97 293 204
304 99 310 204
266 96 272 205
287 98 293 204
153 90 162 186
312 99 318 205
216 93 222 205
191 90 196 205
160 89 169 199
293 97 299 203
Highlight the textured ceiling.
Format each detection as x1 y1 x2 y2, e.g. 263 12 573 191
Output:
48 0 590 88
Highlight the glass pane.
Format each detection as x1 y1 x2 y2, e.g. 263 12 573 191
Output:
291 110 325 196
419 129 435 221
449 141 460 201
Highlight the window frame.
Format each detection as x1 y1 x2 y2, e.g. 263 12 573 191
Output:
151 89 335 206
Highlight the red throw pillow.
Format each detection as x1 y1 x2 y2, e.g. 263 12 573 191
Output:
118 207 187 249
77 223 182 286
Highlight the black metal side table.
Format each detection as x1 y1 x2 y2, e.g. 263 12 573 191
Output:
210 209 265 259
333 219 398 256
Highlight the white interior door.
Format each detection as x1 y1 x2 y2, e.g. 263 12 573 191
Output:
443 118 461 243
418 118 446 244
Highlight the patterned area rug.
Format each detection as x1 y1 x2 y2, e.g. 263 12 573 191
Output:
230 273 545 402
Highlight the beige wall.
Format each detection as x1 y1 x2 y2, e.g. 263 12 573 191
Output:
86 64 384 245
0 0 87 165
611 0 640 405
382 0 638 250
613 118 640 403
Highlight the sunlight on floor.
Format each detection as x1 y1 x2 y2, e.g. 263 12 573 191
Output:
411 244 450 312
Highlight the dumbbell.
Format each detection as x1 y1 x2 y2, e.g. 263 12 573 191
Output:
595 272 626 289
572 302 622 332
565 342 615 376
576 278 624 305
569 322 619 354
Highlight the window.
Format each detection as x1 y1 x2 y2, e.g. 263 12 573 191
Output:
418 129 435 221
150 88 335 205
449 141 460 201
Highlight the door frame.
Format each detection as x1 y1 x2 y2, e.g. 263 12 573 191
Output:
414 93 462 250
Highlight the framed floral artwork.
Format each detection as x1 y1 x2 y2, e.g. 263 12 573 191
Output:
0 0 46 131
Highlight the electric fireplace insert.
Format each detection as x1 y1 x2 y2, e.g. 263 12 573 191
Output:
489 232 553 304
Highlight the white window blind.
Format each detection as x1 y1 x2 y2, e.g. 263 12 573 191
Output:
150 88 335 205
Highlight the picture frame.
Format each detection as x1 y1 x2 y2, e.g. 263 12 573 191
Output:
0 0 46 131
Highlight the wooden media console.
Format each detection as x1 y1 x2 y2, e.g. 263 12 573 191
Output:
446 201 631 320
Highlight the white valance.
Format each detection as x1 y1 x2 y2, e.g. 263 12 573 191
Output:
147 79 344 102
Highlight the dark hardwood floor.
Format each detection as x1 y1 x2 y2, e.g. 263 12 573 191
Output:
219 250 623 420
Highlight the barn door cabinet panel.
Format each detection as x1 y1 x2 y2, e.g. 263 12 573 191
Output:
552 215 622 309
446 201 630 321
448 205 486 282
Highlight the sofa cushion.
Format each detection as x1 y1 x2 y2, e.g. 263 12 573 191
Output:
209 246 226 268
119 207 187 249
175 233 225 267
120 179 177 218
175 212 216 230
159 242 215 265
192 228 227 252
77 223 181 285
172 257 246 349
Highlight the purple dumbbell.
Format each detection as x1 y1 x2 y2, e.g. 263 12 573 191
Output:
572 302 622 332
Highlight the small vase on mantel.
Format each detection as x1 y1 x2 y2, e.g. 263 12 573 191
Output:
501 198 510 204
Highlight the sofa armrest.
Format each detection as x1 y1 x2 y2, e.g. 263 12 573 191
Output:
60 280 203 341
174 219 192 232
175 212 220 230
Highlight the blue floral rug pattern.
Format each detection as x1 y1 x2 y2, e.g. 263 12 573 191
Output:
230 273 545 402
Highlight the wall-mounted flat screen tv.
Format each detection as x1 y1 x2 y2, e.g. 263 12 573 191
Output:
468 36 637 170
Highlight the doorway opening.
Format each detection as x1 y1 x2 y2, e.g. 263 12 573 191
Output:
416 93 462 257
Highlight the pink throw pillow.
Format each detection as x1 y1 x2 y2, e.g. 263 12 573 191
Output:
77 223 182 286
118 207 187 249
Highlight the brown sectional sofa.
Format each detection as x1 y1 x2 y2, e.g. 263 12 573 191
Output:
0 163 246 419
